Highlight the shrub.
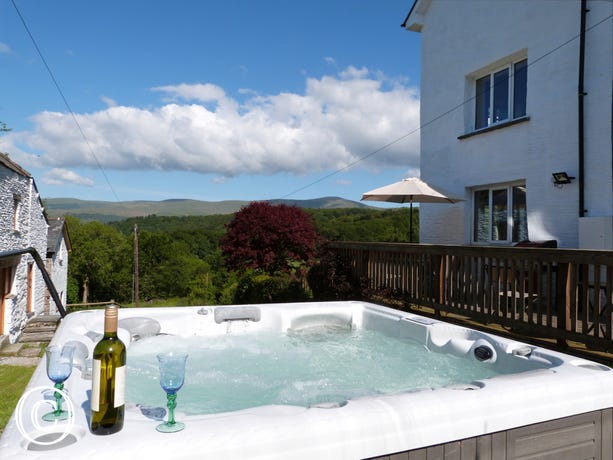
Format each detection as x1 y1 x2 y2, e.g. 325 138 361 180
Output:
307 249 365 301
221 202 318 275
233 269 311 304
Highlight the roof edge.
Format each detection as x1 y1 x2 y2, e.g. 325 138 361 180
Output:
401 0 432 32
0 152 32 178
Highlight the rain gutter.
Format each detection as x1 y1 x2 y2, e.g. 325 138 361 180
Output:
578 0 588 217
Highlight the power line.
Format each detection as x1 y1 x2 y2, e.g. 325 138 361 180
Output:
11 0 120 202
280 11 612 200
10 2 612 203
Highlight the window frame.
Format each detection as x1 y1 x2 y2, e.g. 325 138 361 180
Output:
473 58 527 131
472 182 527 245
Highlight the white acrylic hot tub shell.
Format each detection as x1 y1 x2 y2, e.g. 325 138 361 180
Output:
2 301 613 460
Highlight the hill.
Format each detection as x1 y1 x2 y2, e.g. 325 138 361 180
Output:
44 196 369 222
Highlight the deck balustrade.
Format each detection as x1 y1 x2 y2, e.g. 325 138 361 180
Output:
328 242 613 351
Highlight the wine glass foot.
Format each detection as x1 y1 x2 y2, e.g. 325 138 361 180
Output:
42 410 70 422
156 421 185 433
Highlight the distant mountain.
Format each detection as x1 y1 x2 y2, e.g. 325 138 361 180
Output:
44 196 369 222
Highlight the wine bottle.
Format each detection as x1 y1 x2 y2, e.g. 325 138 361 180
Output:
90 304 126 435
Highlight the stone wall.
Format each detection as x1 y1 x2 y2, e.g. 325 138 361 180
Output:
0 167 49 342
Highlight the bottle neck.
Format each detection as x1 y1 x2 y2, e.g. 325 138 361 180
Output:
104 307 119 336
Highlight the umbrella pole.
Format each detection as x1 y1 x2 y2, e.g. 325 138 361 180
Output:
409 201 413 243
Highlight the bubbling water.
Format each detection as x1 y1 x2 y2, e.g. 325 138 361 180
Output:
126 325 499 416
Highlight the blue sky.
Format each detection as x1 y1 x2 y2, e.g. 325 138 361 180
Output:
0 1 421 204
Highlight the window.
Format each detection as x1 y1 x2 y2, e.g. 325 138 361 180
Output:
475 59 527 130
13 194 22 231
473 184 527 244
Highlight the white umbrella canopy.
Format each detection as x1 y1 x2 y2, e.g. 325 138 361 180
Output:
361 177 464 242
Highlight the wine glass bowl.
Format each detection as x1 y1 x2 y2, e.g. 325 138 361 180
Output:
156 352 188 433
42 344 75 421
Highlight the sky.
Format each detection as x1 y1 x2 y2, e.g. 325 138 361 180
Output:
0 1 421 204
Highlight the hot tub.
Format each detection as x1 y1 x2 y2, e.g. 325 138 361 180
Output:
2 301 613 459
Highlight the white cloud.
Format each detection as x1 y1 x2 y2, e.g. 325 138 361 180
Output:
100 96 117 107
10 67 420 177
324 56 337 67
41 168 94 186
0 42 11 54
151 83 227 104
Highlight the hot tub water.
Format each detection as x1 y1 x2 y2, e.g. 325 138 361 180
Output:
126 323 501 415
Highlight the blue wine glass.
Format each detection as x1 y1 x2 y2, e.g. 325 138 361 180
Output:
42 344 75 421
156 352 188 433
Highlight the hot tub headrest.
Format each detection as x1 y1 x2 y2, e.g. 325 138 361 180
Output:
214 306 261 323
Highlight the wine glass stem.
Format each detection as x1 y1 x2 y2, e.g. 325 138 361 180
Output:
166 392 177 426
54 382 64 415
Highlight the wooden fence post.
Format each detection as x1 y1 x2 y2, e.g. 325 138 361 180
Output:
556 262 569 348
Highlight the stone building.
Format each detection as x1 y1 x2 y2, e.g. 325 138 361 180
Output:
0 152 70 343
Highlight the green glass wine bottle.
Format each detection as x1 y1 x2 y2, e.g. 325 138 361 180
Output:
90 304 126 435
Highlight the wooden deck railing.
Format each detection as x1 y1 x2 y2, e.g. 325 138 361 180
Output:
328 241 613 351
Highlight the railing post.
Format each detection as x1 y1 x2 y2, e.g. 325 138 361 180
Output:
556 262 570 348
362 248 370 289
437 255 444 307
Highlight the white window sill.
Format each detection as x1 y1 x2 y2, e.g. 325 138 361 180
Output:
458 116 530 140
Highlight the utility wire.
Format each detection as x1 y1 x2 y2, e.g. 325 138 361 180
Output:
10 0 612 203
280 12 612 200
11 0 120 202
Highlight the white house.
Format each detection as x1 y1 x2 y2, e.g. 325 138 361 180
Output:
403 0 612 249
46 217 71 313
0 152 69 343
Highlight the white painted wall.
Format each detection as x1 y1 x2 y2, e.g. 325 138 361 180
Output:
49 236 69 313
407 0 612 248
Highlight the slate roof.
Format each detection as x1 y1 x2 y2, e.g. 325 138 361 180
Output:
47 217 71 255
0 152 32 178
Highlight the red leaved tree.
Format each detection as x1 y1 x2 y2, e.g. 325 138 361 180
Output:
221 202 318 275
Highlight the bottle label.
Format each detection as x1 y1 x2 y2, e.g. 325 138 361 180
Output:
91 359 101 412
90 360 126 411
114 365 126 408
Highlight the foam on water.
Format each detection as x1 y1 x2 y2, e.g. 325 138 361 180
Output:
126 325 500 415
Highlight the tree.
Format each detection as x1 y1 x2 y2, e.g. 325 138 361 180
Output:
221 202 318 275
66 217 132 303
136 230 210 301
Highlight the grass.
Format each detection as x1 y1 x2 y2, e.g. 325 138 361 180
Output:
0 365 36 434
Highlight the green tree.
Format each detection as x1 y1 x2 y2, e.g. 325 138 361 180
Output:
66 216 132 303
136 231 210 301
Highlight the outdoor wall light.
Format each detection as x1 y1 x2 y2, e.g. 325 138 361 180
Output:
552 172 575 186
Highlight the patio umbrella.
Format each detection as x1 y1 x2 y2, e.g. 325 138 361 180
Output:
361 177 464 242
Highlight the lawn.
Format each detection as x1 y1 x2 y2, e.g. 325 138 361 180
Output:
0 365 36 434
